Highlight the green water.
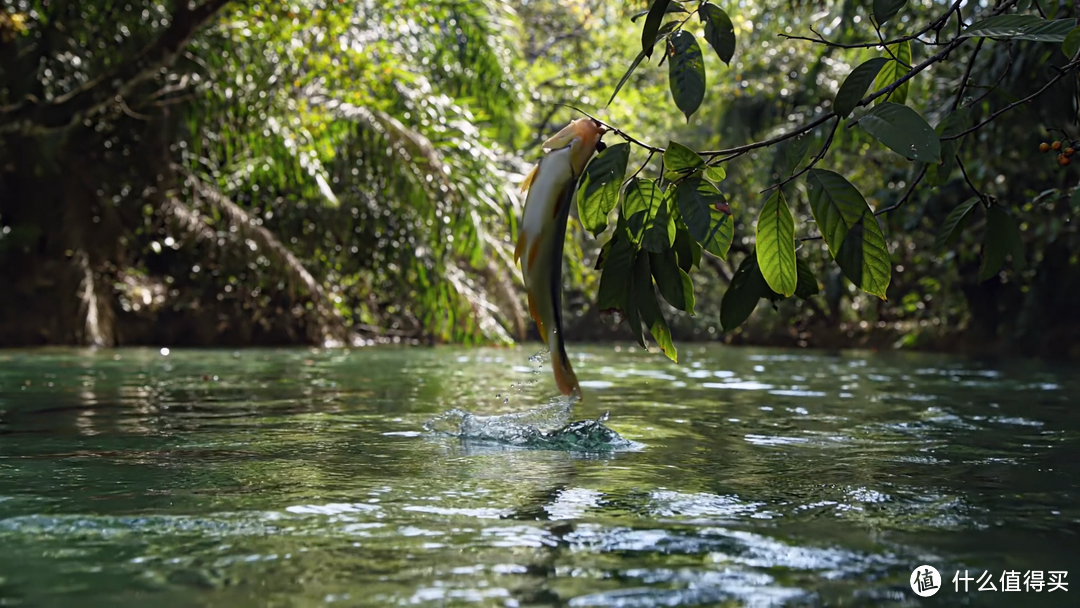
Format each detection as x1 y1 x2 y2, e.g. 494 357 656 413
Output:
0 346 1077 607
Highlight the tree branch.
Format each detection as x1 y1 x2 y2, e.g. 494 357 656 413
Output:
0 0 233 135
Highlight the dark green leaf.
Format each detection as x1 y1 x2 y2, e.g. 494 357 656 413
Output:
699 2 736 64
635 252 678 361
929 111 967 186
795 258 820 299
806 169 891 298
873 0 907 26
773 134 812 177
1072 187 1080 211
641 0 672 58
859 102 941 163
577 143 630 237
643 188 677 252
668 30 706 121
935 197 979 249
978 206 1026 281
650 249 696 313
721 251 769 331
963 16 1076 42
623 178 665 243
755 190 798 297
834 58 889 118
677 178 733 259
597 229 635 312
1064 27 1080 57
673 225 702 271
874 41 911 106
664 141 704 180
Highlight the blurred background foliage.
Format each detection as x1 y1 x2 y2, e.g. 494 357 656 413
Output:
1 0 1078 357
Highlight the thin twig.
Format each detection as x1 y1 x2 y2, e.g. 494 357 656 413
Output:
953 38 985 111
874 165 928 215
779 0 962 50
956 155 987 204
944 58 1080 141
761 118 839 193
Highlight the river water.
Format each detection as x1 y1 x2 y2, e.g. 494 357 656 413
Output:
0 346 1077 606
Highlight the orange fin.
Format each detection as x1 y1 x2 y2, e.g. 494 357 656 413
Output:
550 343 581 398
527 290 547 343
520 164 539 194
514 231 527 263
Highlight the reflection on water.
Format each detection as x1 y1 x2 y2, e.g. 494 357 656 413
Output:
0 346 1078 606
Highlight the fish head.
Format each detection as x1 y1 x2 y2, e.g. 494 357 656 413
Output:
542 118 606 176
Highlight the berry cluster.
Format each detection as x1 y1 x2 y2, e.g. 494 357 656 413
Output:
1039 140 1075 166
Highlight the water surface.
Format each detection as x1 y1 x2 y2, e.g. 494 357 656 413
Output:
0 346 1077 606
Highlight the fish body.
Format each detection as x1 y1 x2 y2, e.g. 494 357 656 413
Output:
516 119 605 397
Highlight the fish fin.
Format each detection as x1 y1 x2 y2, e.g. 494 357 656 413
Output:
526 234 543 271
520 164 539 194
527 289 547 344
514 230 527 263
550 333 581 398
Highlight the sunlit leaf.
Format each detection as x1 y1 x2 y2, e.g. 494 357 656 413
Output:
935 198 980 249
664 141 704 180
668 30 706 121
704 165 727 183
806 169 891 299
577 143 630 237
834 58 889 118
699 2 736 64
755 190 798 297
874 41 911 106
859 102 941 163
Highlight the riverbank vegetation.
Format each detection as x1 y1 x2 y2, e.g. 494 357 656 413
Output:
1 0 1078 357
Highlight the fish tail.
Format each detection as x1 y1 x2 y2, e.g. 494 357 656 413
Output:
549 328 580 398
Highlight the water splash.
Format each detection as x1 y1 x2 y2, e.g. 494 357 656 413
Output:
424 404 639 453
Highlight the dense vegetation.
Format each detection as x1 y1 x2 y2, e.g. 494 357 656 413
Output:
1 0 1078 357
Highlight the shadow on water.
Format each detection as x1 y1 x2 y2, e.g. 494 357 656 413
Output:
0 345 1078 606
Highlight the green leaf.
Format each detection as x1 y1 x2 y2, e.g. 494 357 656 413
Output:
597 229 635 312
755 190 798 297
1064 27 1080 57
641 0 672 58
874 41 911 106
609 22 679 106
650 249 696 313
859 102 941 163
794 258 820 299
929 110 967 186
978 206 1026 281
873 0 907 26
721 251 770 331
635 252 678 361
704 165 726 183
577 143 630 237
1072 186 1080 212
702 211 734 259
643 187 677 253
834 58 889 118
668 30 706 121
773 134 812 177
623 178 665 243
806 169 892 299
663 141 704 180
963 16 1076 42
935 197 979 249
676 177 733 259
673 225 701 272
699 2 736 64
